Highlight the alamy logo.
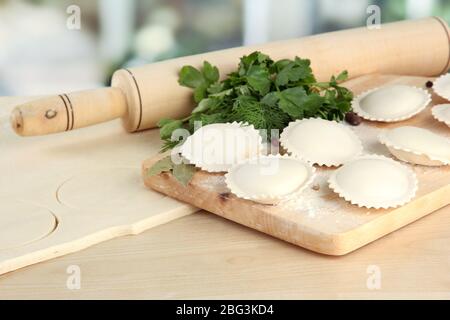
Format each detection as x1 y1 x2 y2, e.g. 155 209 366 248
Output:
66 265 81 290
366 265 382 290
367 5 381 30
66 5 81 30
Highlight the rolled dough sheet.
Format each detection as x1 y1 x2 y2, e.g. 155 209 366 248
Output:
0 201 56 250
56 167 164 212
0 97 198 275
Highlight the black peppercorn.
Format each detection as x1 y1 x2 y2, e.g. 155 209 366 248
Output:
426 81 434 88
345 112 362 126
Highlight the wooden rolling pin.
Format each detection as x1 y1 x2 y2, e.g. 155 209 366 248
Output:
11 17 450 136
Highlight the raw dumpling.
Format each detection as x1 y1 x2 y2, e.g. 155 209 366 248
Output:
181 122 263 173
225 155 316 205
280 118 362 167
328 155 418 209
433 74 450 101
352 85 431 122
379 126 450 166
432 104 450 128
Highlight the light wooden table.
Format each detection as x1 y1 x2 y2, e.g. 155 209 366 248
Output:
0 97 449 300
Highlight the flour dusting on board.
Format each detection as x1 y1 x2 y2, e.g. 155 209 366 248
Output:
278 171 342 218
196 174 229 194
274 166 378 232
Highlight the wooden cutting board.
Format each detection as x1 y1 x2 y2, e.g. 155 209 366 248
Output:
143 74 450 256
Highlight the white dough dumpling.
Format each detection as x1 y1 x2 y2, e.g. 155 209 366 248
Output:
432 104 450 127
328 155 418 209
352 85 431 122
433 74 450 101
379 126 450 166
225 155 316 205
181 122 263 173
280 118 362 167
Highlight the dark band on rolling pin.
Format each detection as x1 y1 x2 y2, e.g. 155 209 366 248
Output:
58 95 70 132
63 94 75 131
432 16 450 75
124 68 143 131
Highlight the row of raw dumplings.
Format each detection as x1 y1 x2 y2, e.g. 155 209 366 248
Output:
354 83 449 167
180 82 450 210
346 82 449 209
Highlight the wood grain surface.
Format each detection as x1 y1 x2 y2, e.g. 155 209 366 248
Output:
0 208 449 300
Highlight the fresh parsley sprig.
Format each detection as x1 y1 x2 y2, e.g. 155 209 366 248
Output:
157 51 353 153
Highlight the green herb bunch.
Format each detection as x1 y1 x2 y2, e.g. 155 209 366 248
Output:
158 51 353 152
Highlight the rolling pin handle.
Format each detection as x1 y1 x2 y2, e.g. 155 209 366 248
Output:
10 87 128 137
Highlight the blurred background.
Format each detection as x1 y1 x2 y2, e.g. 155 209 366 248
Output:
1 0 449 96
